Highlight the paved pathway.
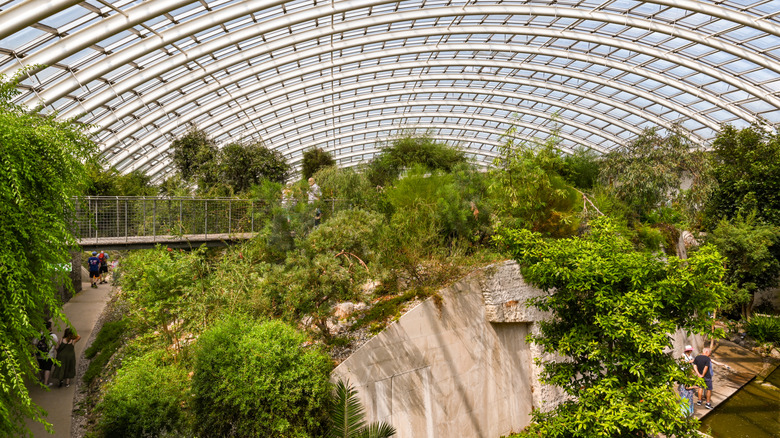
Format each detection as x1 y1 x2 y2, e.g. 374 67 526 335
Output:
693 339 772 421
24 280 112 437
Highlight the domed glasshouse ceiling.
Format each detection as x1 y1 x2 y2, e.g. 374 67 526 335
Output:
1 0 779 180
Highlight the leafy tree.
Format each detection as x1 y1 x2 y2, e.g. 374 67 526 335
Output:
0 72 94 436
600 127 710 222
708 214 780 318
220 141 289 192
158 173 193 197
170 128 219 183
559 147 601 190
366 134 467 187
192 317 331 438
705 123 780 227
329 380 396 438
302 147 336 180
487 125 580 237
385 164 483 242
314 166 386 213
496 218 729 438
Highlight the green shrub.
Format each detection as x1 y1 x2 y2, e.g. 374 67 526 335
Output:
745 315 780 344
94 350 190 438
314 166 387 213
118 247 201 345
559 147 601 190
83 319 127 386
192 317 331 438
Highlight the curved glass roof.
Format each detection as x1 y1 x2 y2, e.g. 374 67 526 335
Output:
2 0 779 180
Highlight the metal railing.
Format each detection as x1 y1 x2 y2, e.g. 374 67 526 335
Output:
72 197 264 244
71 196 351 245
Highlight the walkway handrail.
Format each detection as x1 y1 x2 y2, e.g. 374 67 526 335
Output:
71 196 347 246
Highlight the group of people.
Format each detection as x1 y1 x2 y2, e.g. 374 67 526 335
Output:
34 321 81 388
280 177 322 226
678 345 717 416
87 250 110 288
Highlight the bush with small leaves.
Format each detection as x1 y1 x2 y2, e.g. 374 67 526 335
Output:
94 350 190 438
192 317 331 437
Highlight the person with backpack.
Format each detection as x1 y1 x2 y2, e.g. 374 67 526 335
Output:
33 320 58 386
98 250 109 284
87 251 100 288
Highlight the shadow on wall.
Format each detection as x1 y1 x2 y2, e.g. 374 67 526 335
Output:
332 261 539 438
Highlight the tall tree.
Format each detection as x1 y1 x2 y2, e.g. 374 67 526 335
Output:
497 218 729 438
366 135 467 187
85 162 157 196
0 73 94 436
600 127 710 222
220 141 289 192
302 147 336 180
708 214 780 318
170 128 218 182
705 123 780 227
487 124 580 237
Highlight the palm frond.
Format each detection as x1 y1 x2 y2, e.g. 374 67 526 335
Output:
357 422 397 438
329 379 367 438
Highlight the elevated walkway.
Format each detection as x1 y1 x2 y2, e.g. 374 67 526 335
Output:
73 196 261 249
79 232 256 250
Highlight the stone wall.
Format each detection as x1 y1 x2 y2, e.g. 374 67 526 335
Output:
332 260 703 438
55 251 82 304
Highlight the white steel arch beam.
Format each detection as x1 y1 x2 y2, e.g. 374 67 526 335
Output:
127 96 617 174
0 0 195 77
17 0 780 109
192 91 635 148
103 54 710 155
219 110 597 161
208 100 617 155
0 0 84 40
104 64 665 158
111 71 668 172
94 34 737 163
644 0 780 38
109 54 720 172
54 7 776 122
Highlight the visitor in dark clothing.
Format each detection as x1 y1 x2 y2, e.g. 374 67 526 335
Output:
693 347 713 409
87 251 100 288
98 250 109 284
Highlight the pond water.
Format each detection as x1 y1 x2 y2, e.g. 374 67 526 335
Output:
699 365 780 438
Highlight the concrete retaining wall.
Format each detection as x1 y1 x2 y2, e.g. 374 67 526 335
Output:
332 261 542 438
332 260 704 438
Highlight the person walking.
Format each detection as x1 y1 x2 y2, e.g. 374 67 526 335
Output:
98 250 109 284
53 328 81 387
308 177 322 227
33 320 58 387
87 251 100 288
693 347 714 409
